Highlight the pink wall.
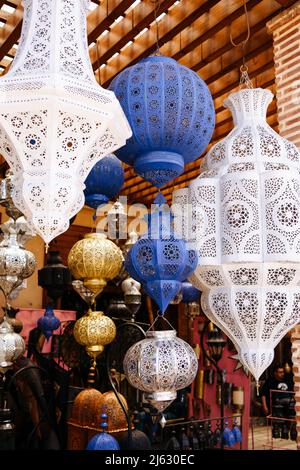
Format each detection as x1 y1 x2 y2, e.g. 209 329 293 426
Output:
189 317 251 449
16 308 77 354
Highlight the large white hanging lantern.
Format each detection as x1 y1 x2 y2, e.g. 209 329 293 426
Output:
173 87 300 382
0 0 132 246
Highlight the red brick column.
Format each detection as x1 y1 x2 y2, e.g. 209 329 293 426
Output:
267 2 300 147
268 6 300 449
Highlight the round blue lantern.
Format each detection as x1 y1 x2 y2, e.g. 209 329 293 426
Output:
181 281 200 304
86 413 120 451
125 194 198 313
37 305 61 341
84 154 125 209
109 54 215 188
232 418 242 444
222 419 236 447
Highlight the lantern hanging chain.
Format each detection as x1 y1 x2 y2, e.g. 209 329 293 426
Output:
146 310 175 333
229 0 253 89
150 0 162 55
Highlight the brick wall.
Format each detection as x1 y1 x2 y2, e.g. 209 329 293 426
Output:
291 326 300 450
267 1 300 148
268 4 300 449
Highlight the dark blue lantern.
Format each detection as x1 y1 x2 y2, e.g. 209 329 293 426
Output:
37 305 61 341
84 154 125 209
232 417 242 444
125 194 198 313
222 419 236 447
109 54 215 188
86 413 120 451
181 281 200 304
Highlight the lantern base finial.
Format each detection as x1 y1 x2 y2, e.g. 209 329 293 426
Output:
135 151 184 188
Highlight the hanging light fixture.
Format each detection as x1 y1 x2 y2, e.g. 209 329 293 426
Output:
68 233 123 297
125 194 198 314
123 319 198 412
109 54 215 188
84 154 125 210
73 309 116 365
173 87 300 383
0 319 25 370
0 0 132 247
0 169 23 222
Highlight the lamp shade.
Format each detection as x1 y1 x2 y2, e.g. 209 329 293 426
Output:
0 0 131 245
84 154 125 209
173 87 300 381
68 233 123 296
125 194 197 313
123 329 198 412
109 54 215 188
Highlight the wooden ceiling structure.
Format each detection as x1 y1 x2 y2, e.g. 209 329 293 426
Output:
0 0 296 208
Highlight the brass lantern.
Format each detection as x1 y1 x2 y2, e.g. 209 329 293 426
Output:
73 309 116 364
68 233 123 296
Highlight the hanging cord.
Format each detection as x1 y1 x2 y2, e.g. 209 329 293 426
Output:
229 0 253 89
150 0 162 55
146 311 175 333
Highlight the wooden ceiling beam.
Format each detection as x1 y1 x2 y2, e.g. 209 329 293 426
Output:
87 0 134 43
0 1 22 64
99 0 221 86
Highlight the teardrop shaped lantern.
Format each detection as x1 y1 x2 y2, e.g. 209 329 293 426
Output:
173 87 300 382
37 305 61 341
0 0 132 246
84 154 125 210
0 319 25 369
123 329 198 412
109 54 215 188
68 233 123 296
125 194 197 313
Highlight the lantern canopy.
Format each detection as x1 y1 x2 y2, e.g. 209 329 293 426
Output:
0 0 132 245
173 87 300 381
109 54 215 188
125 194 197 313
84 154 125 210
123 329 198 412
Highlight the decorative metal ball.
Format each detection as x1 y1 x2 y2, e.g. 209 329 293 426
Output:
84 154 125 210
86 413 120 451
109 54 215 188
68 232 123 295
73 309 116 362
123 329 198 412
0 228 36 298
37 305 61 340
181 281 200 304
0 319 25 369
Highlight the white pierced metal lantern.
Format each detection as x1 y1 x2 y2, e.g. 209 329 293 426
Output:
0 0 131 245
173 88 300 381
0 319 26 369
123 330 198 412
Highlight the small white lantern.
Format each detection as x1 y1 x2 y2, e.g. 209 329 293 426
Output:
0 319 25 369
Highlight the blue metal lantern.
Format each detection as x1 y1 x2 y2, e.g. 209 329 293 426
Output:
86 413 120 451
222 419 236 447
181 281 200 304
125 194 198 313
109 54 215 188
84 154 125 209
232 418 242 444
37 305 61 341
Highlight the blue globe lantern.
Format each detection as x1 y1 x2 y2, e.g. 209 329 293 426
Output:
37 305 61 341
86 413 120 451
181 281 200 304
125 194 198 313
84 154 125 209
109 54 215 188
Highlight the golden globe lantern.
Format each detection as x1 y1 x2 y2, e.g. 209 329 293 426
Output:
73 309 116 364
68 233 123 296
